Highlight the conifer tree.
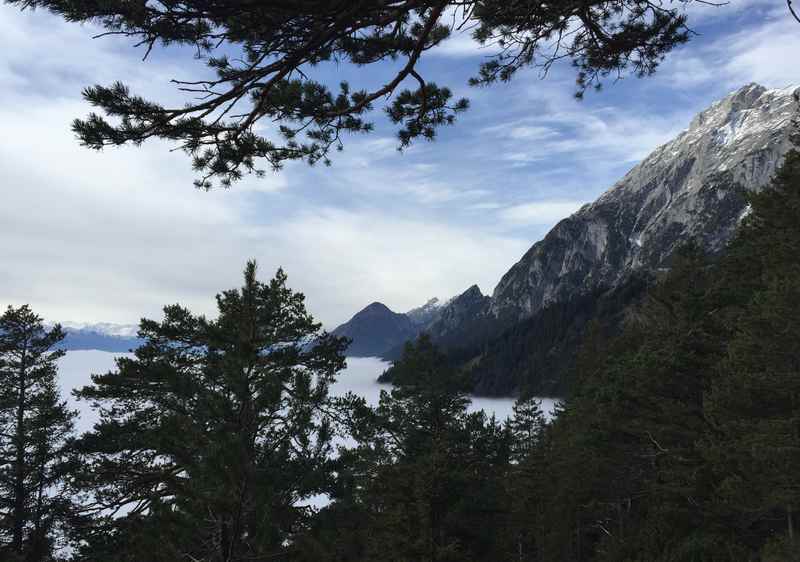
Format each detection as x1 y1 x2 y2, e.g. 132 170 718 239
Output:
71 262 348 562
704 147 800 557
507 396 547 464
340 335 511 562
504 396 549 561
5 0 696 188
524 140 800 561
0 305 77 562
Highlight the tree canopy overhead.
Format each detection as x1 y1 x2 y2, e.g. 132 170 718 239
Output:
8 0 695 188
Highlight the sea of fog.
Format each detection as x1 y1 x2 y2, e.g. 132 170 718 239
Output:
57 351 559 435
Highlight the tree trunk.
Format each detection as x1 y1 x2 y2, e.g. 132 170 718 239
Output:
29 452 48 562
12 351 28 554
788 504 794 543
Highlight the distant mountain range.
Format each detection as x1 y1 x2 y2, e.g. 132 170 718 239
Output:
54 323 142 352
334 83 800 396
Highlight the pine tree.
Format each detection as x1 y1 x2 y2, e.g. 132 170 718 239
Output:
525 142 800 561
6 0 694 188
504 396 550 561
519 244 733 561
507 396 547 464
340 335 511 562
703 148 800 557
0 305 77 561
71 262 349 562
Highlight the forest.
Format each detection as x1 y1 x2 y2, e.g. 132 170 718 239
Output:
2 140 800 562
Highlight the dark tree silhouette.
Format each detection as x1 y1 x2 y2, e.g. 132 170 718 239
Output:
0 306 77 562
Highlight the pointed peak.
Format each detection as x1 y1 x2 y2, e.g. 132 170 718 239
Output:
734 82 766 95
362 302 393 313
457 285 484 300
726 82 767 106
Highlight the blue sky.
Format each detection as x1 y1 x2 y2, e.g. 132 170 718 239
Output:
1 1 799 329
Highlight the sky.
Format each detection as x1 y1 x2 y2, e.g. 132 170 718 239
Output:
1 1 800 329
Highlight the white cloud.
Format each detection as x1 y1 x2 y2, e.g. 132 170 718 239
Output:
431 31 488 58
498 201 587 226
657 5 800 92
718 17 800 88
248 208 529 326
684 0 778 23
0 90 529 327
0 8 531 328
487 102 688 167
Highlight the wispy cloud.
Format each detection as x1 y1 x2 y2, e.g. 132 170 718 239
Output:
498 200 587 226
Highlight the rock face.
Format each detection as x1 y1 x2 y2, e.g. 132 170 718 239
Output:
426 286 489 339
491 83 799 321
406 297 445 326
376 285 497 361
331 302 419 357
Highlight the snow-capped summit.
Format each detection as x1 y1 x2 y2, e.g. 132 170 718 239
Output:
59 321 139 338
50 321 142 352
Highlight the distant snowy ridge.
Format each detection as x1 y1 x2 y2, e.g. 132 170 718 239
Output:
59 321 139 338
46 321 142 352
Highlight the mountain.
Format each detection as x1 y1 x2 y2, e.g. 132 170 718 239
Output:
490 83 799 322
331 302 419 357
332 290 486 358
56 323 142 352
458 83 800 395
406 298 445 326
343 83 800 394
378 286 498 362
60 321 139 338
426 286 488 338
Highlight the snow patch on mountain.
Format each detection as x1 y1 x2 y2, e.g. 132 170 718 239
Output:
60 321 139 338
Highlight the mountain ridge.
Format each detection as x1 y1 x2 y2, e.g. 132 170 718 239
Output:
490 83 799 321
337 83 800 392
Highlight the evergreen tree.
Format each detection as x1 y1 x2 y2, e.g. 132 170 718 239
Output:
6 0 695 187
0 305 77 561
71 262 348 562
703 148 800 557
507 396 547 463
504 396 549 561
334 335 511 562
520 244 732 561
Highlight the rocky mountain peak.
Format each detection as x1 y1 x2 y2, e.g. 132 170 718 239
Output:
490 83 800 321
406 297 443 326
427 285 490 337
